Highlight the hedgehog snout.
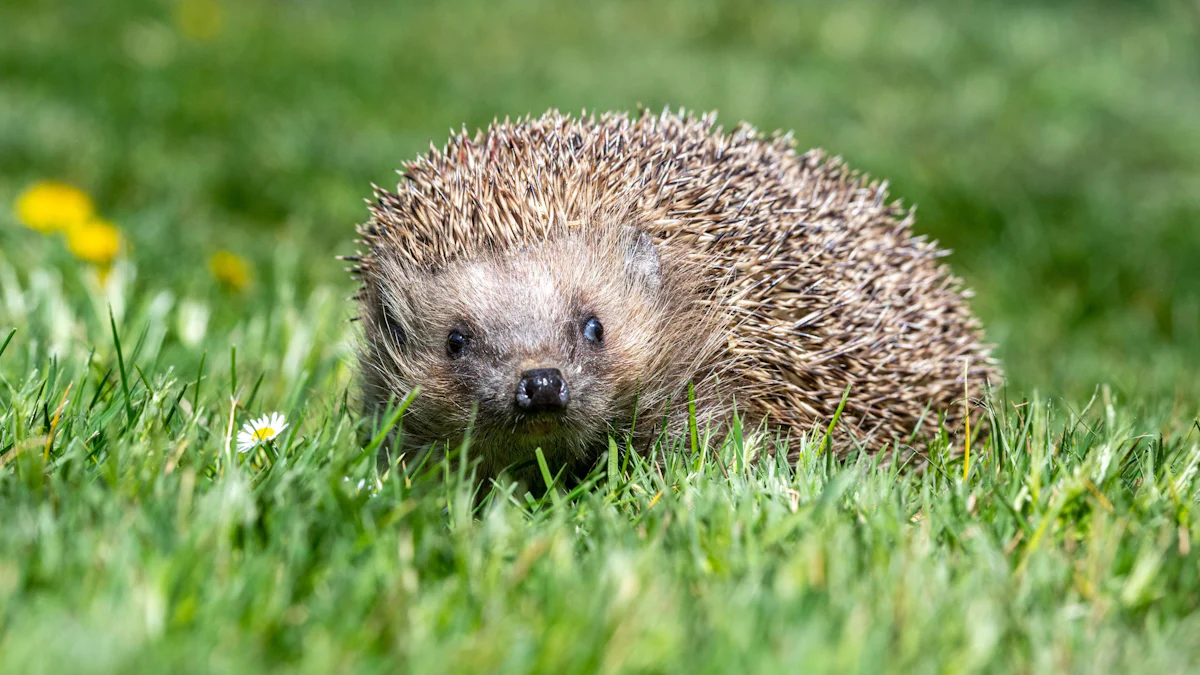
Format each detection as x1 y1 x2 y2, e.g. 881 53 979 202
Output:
514 368 570 412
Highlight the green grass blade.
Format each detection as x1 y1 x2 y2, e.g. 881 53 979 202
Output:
358 389 419 463
108 307 135 427
607 435 619 490
819 384 852 457
0 328 15 363
229 345 238 400
192 351 206 417
687 380 699 458
535 446 554 492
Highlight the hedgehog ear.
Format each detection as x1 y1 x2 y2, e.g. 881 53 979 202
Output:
622 226 662 292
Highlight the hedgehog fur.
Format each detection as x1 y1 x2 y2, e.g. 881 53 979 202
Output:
347 108 1001 478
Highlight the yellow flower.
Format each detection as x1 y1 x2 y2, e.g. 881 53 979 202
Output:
208 250 251 291
66 219 122 266
175 0 224 42
15 181 95 233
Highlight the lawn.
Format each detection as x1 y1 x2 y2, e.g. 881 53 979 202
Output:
2 0 1199 672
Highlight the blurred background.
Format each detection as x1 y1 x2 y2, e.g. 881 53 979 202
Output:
2 0 1198 406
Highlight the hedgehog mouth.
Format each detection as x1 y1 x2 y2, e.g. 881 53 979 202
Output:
513 411 569 439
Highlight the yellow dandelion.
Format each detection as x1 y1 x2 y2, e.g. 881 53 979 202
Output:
15 181 95 233
175 0 224 42
208 250 251 291
66 219 122 266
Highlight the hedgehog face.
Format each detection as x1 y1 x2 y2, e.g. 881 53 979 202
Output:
363 227 669 475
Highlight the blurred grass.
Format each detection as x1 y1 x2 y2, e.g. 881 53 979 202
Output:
3 0 1200 400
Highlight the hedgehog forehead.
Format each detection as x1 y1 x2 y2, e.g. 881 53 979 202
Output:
440 249 570 330
464 257 560 317
451 238 621 324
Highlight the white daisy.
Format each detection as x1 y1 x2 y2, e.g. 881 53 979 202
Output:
236 412 289 453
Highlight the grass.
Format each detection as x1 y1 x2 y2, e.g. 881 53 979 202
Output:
2 0 1200 672
2 275 1198 672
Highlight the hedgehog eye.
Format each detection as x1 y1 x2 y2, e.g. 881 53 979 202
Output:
446 330 467 358
582 316 604 344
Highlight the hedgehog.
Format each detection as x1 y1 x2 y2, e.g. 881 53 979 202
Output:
345 109 1000 482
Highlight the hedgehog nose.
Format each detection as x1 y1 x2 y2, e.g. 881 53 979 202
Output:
516 368 570 412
